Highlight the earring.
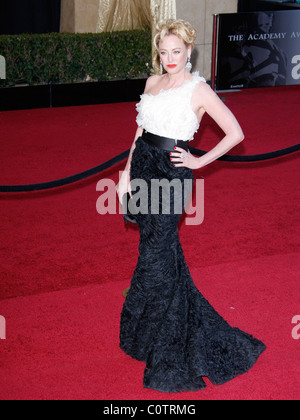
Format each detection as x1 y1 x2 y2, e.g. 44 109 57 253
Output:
186 57 192 73
160 61 163 74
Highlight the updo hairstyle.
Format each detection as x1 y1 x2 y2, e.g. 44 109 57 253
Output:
153 19 197 74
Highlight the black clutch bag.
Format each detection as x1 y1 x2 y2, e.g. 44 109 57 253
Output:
122 193 137 224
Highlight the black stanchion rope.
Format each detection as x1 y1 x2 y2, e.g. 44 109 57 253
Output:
0 143 299 193
0 149 130 193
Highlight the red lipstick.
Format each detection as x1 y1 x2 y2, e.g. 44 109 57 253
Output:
167 64 177 68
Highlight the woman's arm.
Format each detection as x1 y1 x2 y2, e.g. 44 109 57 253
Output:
124 126 144 174
116 75 160 199
116 125 143 200
172 82 244 170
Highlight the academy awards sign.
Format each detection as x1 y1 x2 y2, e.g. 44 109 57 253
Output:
216 10 300 90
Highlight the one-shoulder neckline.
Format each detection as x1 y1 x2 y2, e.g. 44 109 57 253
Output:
142 72 204 98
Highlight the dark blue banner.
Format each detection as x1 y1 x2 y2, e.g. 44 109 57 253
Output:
216 10 300 90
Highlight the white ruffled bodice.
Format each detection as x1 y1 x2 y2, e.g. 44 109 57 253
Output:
136 72 206 142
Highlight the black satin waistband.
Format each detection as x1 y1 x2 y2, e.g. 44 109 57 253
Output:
141 130 189 152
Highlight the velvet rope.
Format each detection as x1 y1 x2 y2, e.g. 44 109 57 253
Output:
0 143 299 193
189 143 300 162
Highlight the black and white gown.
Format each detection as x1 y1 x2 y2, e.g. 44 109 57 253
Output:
120 72 266 393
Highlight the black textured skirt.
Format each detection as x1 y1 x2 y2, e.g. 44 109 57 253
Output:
120 137 266 393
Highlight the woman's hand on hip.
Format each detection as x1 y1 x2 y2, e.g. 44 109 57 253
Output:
170 147 201 170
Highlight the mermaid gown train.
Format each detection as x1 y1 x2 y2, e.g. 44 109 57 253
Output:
119 73 266 393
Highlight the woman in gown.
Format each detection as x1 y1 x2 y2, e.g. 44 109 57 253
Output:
117 19 266 393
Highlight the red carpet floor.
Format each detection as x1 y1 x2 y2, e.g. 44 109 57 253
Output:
0 85 300 400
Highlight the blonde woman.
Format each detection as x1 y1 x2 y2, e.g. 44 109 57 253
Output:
118 19 265 393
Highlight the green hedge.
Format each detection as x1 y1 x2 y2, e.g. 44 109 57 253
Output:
0 30 152 87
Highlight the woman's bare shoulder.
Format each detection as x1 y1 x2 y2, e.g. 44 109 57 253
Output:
195 79 214 94
144 74 162 94
193 80 221 105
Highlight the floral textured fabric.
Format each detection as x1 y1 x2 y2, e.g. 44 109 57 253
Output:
120 138 266 392
136 72 206 141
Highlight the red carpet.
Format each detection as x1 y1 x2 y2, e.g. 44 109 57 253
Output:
0 85 300 400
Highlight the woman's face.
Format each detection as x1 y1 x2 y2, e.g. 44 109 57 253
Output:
159 34 191 74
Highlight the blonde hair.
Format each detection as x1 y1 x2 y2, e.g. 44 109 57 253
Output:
153 19 197 74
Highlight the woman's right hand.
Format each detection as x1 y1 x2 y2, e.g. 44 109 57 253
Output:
116 126 141 204
116 171 132 204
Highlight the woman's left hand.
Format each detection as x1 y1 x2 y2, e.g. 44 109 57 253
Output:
170 147 200 170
